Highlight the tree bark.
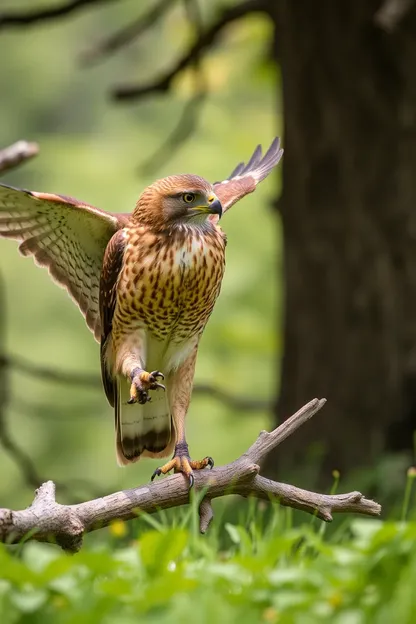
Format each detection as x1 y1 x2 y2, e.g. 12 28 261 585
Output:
266 0 416 478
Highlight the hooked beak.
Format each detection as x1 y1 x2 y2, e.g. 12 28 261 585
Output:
189 195 223 220
207 198 223 219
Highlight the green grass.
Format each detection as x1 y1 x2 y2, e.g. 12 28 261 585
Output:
2 498 416 624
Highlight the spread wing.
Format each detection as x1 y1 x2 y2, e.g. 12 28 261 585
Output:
211 138 283 222
0 183 128 341
99 229 126 406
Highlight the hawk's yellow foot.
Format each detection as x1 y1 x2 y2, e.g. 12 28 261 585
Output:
151 441 214 488
128 368 165 405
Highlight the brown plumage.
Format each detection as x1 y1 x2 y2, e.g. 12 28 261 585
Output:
0 138 283 484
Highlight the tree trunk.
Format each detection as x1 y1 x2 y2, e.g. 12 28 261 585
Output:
266 0 416 480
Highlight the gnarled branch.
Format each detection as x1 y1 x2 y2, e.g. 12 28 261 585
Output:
0 399 381 552
112 0 268 101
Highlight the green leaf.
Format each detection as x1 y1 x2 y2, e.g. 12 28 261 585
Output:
139 529 189 577
10 589 47 613
225 523 241 545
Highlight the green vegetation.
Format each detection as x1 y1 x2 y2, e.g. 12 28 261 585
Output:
2 508 416 623
1 3 413 623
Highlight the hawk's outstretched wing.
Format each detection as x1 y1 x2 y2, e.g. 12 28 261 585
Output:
211 138 283 222
0 183 128 341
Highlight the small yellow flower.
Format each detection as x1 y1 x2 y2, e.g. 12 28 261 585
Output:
109 519 127 538
262 607 279 622
407 467 416 478
51 596 68 609
328 592 343 608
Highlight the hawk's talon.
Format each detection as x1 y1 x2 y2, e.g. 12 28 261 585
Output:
128 368 166 404
150 448 213 489
149 370 164 381
151 468 162 481
150 381 166 392
139 390 150 404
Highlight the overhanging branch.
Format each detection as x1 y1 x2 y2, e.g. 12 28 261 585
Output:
137 0 208 174
112 0 268 101
0 399 381 552
0 0 117 29
80 0 176 66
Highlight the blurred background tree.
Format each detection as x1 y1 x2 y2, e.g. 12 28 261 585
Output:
1 0 416 511
268 0 416 483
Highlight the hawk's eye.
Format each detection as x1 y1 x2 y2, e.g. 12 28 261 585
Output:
182 192 196 203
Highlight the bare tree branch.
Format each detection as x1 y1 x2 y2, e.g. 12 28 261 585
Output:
138 0 208 175
2 354 99 388
0 141 39 175
112 0 267 101
0 273 104 502
0 399 381 552
80 0 176 66
2 354 271 412
0 0 117 29
192 382 271 412
0 273 44 490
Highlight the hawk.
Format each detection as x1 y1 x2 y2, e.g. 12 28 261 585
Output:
0 139 283 486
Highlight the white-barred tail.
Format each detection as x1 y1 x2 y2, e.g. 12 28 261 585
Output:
115 377 174 465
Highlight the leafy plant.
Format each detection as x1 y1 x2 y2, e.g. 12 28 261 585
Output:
1 505 416 624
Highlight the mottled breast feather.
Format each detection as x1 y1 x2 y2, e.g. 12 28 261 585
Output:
113 222 226 351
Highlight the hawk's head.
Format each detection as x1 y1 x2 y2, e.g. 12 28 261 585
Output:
133 174 222 230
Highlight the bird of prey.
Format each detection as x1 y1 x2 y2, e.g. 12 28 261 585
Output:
0 139 283 486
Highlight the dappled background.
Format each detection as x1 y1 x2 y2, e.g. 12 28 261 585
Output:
4 2 416 622
2 0 416 516
0 0 281 509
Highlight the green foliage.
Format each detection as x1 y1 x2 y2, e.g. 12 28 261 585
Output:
2 511 416 624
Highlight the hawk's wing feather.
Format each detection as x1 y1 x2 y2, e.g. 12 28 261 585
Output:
212 138 283 221
99 229 126 407
0 183 126 341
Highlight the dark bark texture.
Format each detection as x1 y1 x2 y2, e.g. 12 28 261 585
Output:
267 0 416 478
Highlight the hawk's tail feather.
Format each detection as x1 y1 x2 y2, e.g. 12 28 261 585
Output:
115 376 174 465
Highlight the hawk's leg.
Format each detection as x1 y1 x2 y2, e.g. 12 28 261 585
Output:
128 367 165 405
150 344 213 487
151 440 214 488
